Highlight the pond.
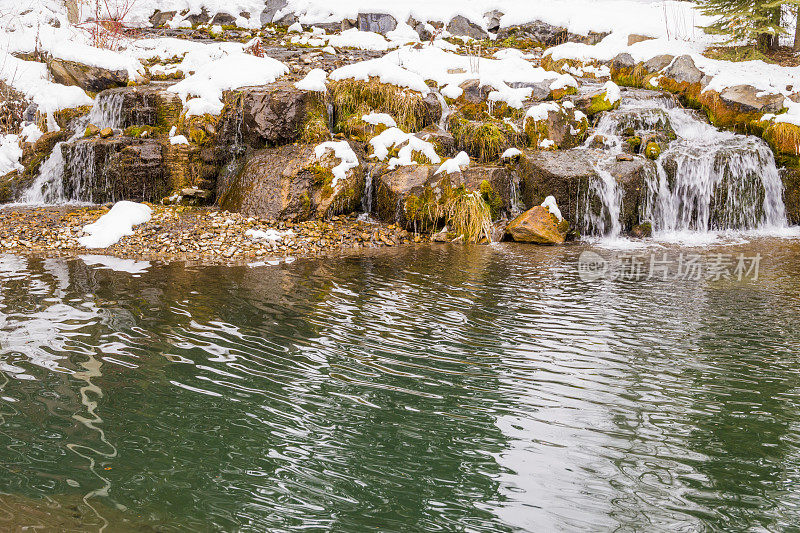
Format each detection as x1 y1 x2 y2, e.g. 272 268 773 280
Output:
1 240 800 531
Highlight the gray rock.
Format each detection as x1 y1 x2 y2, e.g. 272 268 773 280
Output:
261 0 289 26
458 79 493 103
357 13 397 35
662 54 704 85
47 58 129 92
210 12 236 25
719 85 785 114
94 84 183 130
642 54 674 73
415 126 456 157
447 16 488 40
497 21 609 46
611 53 635 71
484 10 503 33
149 10 176 26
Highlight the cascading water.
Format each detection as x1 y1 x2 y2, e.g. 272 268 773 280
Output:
643 110 786 232
362 166 374 213
19 91 124 204
582 94 787 237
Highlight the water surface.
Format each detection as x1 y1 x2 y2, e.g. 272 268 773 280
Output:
1 241 800 531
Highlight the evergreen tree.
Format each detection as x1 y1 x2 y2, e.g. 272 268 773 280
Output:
698 0 800 51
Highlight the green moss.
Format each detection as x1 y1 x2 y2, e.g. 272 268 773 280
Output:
549 86 577 100
645 141 661 159
54 106 92 129
449 115 522 162
330 78 435 132
123 125 164 138
626 136 642 151
479 179 504 219
299 101 330 144
586 92 620 115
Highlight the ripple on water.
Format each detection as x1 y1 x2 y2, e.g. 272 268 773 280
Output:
0 243 799 530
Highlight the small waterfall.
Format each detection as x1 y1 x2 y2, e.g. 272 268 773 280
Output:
18 91 124 205
86 90 125 130
433 90 451 131
20 143 66 204
580 95 787 237
644 109 787 232
362 166 374 213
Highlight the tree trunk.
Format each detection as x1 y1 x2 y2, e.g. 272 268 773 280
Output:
757 32 778 52
794 6 800 52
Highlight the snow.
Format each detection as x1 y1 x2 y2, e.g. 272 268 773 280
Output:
525 102 560 122
539 139 555 148
327 29 390 51
603 81 621 104
549 74 578 91
20 123 43 143
441 84 464 99
295 69 328 92
0 136 23 175
362 113 398 128
314 141 360 187
288 23 304 33
168 54 289 116
501 148 522 159
330 57 430 95
435 151 470 175
170 135 190 145
763 100 800 127
368 128 441 168
78 202 153 249
541 195 563 220
80 255 152 275
246 228 295 242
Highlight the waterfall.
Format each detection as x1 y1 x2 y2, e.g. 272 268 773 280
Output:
20 143 66 204
362 166 374 213
433 90 451 131
86 90 125 130
581 95 787 237
18 90 125 205
644 109 786 232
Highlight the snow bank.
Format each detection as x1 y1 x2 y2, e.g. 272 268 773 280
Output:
501 147 522 159
327 29 390 51
362 113 397 128
78 202 153 249
168 54 289 115
0 136 23 175
295 69 328 91
435 151 470 175
314 141 360 187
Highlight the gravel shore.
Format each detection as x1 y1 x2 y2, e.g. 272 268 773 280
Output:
0 205 427 264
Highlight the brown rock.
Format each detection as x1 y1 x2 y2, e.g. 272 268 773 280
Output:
99 127 113 138
627 34 655 46
47 58 129 92
506 205 566 244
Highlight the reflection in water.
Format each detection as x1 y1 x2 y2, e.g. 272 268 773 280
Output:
0 243 798 531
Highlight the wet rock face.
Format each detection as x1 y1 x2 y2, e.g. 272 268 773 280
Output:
47 58 129 92
517 149 653 232
217 143 364 221
506 205 566 244
97 85 183 130
260 0 288 25
60 138 169 203
218 82 328 149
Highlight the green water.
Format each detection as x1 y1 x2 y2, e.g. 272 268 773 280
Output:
1 241 800 531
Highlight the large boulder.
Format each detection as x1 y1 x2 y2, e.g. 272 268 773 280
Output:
642 54 674 74
447 16 488 40
47 58 130 92
217 143 364 220
662 55 704 86
60 137 169 203
517 149 654 233
506 205 566 244
718 85 785 115
218 82 329 149
375 164 514 229
357 13 397 34
524 102 588 149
